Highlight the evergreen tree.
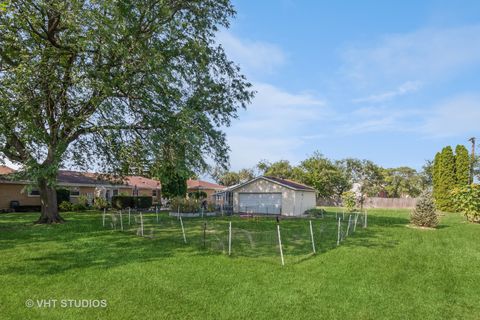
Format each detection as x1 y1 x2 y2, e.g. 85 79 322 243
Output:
455 145 470 187
436 146 457 211
411 191 438 228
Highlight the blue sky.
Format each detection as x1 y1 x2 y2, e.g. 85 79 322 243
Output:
218 0 480 172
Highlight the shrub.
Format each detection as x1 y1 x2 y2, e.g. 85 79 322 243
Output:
341 191 356 212
72 202 87 212
304 208 326 217
451 184 480 223
135 196 152 209
59 201 73 212
93 197 109 210
111 196 135 209
170 197 200 213
207 203 216 213
77 195 89 207
111 195 152 209
411 191 438 228
56 189 71 205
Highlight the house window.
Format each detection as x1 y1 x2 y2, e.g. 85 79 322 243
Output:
28 189 40 197
152 190 157 197
70 188 80 197
113 189 119 196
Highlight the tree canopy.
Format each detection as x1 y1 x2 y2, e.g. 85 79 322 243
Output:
0 0 253 223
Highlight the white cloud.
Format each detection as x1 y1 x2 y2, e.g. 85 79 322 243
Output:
217 31 286 75
342 25 480 86
423 95 480 137
353 81 423 103
226 82 328 169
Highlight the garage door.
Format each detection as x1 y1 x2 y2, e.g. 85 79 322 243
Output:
239 193 282 214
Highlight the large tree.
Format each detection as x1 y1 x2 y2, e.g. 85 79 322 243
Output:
0 1 253 223
296 152 350 199
381 167 422 198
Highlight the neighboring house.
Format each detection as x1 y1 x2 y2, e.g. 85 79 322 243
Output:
215 176 316 216
0 166 161 211
187 179 226 203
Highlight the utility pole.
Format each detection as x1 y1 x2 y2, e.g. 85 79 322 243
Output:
468 137 476 184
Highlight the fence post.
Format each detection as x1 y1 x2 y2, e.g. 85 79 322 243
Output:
140 212 144 237
337 217 341 246
364 209 368 228
180 216 187 244
203 222 207 248
156 206 159 223
309 220 316 254
120 209 123 231
102 208 106 227
354 212 359 232
277 224 285 266
346 214 351 236
228 221 232 256
128 207 131 225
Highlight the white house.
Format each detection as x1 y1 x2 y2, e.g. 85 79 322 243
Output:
216 176 316 216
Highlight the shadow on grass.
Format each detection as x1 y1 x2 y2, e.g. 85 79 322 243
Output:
0 209 413 274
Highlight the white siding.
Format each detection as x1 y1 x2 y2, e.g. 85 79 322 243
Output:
232 178 316 216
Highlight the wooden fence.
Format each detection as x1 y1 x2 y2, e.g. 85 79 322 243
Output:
317 197 418 209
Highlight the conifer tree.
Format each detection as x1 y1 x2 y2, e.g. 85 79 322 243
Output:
435 146 457 211
411 191 438 228
455 145 470 187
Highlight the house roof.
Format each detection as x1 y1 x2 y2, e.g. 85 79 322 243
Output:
0 166 15 175
227 176 315 192
187 179 226 191
0 169 161 190
126 176 161 189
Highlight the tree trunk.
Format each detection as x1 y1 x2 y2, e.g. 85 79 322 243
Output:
36 178 64 224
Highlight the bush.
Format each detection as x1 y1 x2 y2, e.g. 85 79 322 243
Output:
72 203 87 211
111 195 152 209
77 195 89 207
56 189 71 205
92 197 108 210
341 191 356 212
136 196 152 209
411 191 438 228
170 197 200 213
304 208 325 217
451 184 480 223
111 196 135 209
59 201 73 212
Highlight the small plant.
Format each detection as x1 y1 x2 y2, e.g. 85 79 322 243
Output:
59 201 73 212
341 191 356 212
411 191 438 228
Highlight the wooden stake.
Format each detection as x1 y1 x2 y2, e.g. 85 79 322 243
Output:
364 209 368 228
309 220 316 254
346 214 352 236
156 206 159 223
128 207 131 225
203 222 206 248
337 217 341 246
277 224 285 266
140 212 144 237
180 216 187 244
102 208 106 227
354 213 359 232
120 210 123 231
228 221 232 256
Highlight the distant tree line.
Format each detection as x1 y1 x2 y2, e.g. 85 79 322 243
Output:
213 151 433 201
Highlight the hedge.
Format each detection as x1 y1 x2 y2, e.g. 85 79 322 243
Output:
111 196 152 209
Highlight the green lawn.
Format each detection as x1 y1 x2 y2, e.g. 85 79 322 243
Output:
0 208 479 320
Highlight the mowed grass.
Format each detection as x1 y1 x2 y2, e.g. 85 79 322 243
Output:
0 208 479 320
